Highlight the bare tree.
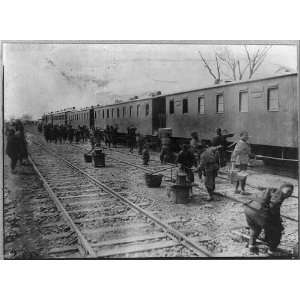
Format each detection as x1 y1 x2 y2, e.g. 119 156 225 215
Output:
198 51 221 84
244 45 272 79
198 46 272 83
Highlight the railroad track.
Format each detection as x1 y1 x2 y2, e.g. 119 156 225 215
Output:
78 143 298 223
29 129 298 224
28 138 213 258
28 129 299 225
4 162 82 259
102 146 299 222
105 145 298 196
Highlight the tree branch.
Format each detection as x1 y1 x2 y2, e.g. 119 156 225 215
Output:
198 51 217 80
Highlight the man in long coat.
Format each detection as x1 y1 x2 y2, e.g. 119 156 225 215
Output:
199 145 221 200
6 129 20 173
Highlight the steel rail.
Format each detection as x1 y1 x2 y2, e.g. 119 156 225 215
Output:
69 142 299 223
29 129 299 196
73 143 175 175
108 146 299 200
29 132 298 223
28 155 97 258
32 141 212 257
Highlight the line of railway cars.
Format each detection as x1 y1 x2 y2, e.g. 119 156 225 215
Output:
42 72 298 161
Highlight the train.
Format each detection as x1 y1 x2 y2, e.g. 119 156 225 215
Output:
42 72 298 161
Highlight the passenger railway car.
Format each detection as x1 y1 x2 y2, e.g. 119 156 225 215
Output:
42 72 298 160
164 73 298 159
44 107 76 126
93 94 166 135
68 106 94 129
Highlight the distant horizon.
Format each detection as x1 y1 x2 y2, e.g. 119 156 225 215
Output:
3 43 297 120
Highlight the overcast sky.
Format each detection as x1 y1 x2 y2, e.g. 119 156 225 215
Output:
3 43 297 120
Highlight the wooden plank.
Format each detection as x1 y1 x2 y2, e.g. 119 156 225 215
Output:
65 199 114 207
54 185 95 191
60 193 108 200
74 212 137 223
57 189 102 196
48 245 79 254
43 231 75 240
82 223 151 236
66 204 128 215
66 201 150 214
40 220 68 228
92 233 167 248
62 193 111 202
50 181 89 186
96 240 178 257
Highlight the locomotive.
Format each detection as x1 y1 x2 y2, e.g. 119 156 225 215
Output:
42 72 298 161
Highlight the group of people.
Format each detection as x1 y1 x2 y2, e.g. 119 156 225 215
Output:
175 128 294 256
176 128 235 201
6 119 295 256
89 125 119 149
5 120 28 173
43 124 90 144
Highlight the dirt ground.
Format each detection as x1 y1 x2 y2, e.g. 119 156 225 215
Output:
30 131 298 257
3 153 57 259
3 128 298 258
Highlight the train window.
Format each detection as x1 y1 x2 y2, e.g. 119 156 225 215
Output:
103 110 105 119
137 104 140 117
182 98 188 114
198 97 205 114
112 108 114 118
117 108 120 118
239 91 248 112
94 111 97 119
130 106 133 117
169 100 174 114
145 103 149 116
267 87 279 111
107 109 109 118
216 94 224 113
123 107 126 117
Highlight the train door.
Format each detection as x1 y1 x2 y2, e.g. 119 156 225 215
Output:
89 107 95 129
64 112 68 125
152 97 166 134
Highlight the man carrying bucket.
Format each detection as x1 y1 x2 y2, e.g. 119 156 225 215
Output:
231 131 255 195
176 144 196 183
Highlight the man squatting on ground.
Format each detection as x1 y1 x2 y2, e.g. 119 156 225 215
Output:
244 183 294 255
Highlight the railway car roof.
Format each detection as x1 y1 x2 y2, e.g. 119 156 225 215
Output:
44 72 298 115
94 72 298 109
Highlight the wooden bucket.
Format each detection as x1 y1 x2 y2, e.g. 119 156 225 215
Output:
145 173 163 187
168 184 191 204
176 172 188 185
84 153 92 163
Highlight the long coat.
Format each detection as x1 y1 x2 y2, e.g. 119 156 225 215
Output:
6 134 21 160
244 188 284 230
231 139 251 165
